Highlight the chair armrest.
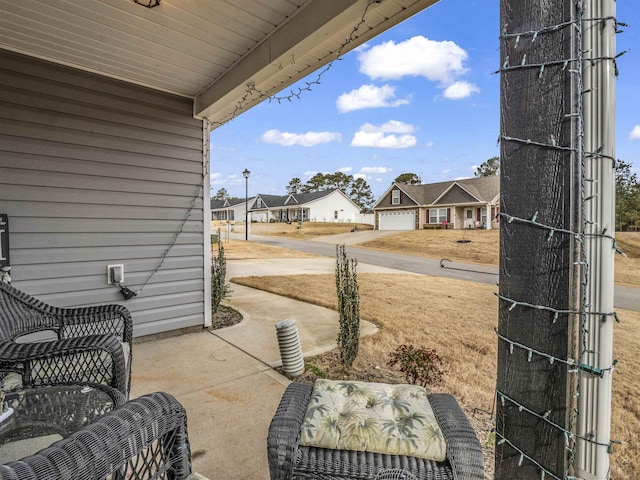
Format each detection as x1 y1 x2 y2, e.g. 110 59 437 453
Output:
0 391 191 480
0 334 128 395
428 393 485 480
268 382 313 480
58 304 133 344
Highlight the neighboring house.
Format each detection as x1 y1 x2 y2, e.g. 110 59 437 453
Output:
250 189 362 223
373 176 500 231
211 198 254 222
0 0 438 338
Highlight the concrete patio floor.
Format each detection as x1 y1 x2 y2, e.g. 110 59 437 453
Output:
130 258 387 479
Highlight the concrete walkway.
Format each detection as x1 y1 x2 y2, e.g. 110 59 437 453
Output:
130 259 384 479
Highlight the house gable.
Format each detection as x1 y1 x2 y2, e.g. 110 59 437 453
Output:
374 184 419 208
284 194 298 205
433 184 479 205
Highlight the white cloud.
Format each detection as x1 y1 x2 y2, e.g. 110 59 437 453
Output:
336 84 410 113
425 141 434 148
339 166 353 173
261 129 342 147
351 120 417 149
630 125 640 139
353 173 367 180
442 169 450 175
360 166 391 174
443 81 480 99
351 132 416 148
359 120 416 134
210 173 242 186
358 36 469 84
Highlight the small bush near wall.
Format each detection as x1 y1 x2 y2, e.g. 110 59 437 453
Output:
211 238 230 313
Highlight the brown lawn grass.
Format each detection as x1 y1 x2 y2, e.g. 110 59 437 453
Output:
214 221 374 239
232 272 640 478
359 229 500 265
357 229 640 287
223 229 639 476
220 238 320 260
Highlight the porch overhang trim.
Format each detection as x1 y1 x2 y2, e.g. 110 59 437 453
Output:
196 0 439 125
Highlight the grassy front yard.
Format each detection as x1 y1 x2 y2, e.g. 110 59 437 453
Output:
232 271 639 479
221 229 640 478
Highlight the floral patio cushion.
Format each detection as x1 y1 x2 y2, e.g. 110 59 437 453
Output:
300 379 446 462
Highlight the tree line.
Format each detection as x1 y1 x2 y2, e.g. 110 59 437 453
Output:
213 157 637 229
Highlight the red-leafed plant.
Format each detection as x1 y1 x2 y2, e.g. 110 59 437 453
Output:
388 344 445 388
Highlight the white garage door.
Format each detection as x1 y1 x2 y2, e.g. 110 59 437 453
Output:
379 211 415 230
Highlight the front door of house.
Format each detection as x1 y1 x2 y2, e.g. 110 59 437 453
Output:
465 208 474 229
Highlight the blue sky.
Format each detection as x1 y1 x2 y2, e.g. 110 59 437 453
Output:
210 0 639 200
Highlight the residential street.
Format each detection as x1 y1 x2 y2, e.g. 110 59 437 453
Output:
237 232 640 312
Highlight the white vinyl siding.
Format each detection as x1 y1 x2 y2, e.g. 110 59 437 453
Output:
305 191 360 223
0 51 206 337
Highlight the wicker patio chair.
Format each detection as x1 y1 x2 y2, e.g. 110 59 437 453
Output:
0 281 132 398
268 383 485 480
0 391 192 480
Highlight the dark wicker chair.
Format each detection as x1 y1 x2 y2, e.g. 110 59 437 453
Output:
268 383 485 480
0 391 192 480
0 281 132 398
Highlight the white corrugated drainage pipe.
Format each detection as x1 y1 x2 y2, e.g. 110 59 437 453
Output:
275 319 304 377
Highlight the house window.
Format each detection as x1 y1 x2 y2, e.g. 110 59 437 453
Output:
481 207 487 226
391 190 400 205
429 208 448 224
334 210 338 219
466 209 473 219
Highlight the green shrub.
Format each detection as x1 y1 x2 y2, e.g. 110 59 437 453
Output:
211 237 231 313
388 344 445 388
335 244 360 367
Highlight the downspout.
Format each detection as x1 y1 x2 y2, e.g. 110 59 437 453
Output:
203 120 212 328
575 1 616 478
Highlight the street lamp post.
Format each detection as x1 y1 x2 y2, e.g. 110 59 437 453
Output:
243 169 250 240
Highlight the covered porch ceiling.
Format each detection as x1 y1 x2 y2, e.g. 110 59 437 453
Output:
0 0 439 128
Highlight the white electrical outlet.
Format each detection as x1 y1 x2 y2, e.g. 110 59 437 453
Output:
107 264 124 284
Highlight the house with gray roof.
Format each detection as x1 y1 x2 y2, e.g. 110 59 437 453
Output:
210 197 255 222
250 189 361 223
372 176 500 230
